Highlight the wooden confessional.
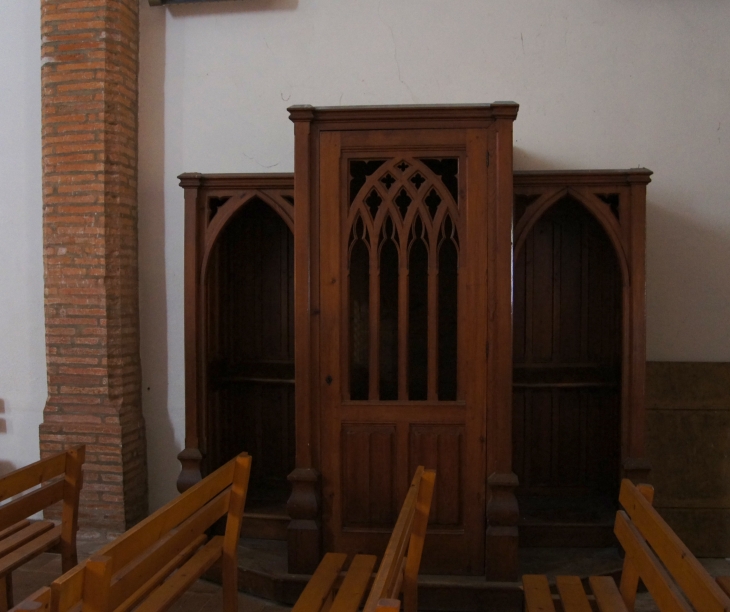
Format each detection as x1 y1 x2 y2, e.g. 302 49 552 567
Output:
176 104 651 583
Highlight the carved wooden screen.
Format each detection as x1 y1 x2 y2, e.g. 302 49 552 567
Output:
314 124 499 576
345 157 462 404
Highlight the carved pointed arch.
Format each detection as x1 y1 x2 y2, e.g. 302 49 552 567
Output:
348 156 460 265
201 189 294 284
514 186 631 289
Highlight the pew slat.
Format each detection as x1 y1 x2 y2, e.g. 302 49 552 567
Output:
113 534 207 612
293 467 435 612
589 577 629 612
132 537 223 612
523 575 557 612
556 576 592 612
12 452 251 612
291 553 347 612
522 480 730 612
330 555 377 612
1 448 85 611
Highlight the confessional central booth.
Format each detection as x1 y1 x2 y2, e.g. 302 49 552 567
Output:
175 103 651 584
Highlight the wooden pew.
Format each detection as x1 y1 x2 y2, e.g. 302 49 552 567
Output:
292 466 435 612
0 447 85 612
523 478 730 612
718 577 730 600
10 452 251 612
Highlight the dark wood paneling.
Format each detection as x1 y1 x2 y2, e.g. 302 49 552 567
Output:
513 197 621 499
409 425 464 527
341 424 397 527
206 199 295 502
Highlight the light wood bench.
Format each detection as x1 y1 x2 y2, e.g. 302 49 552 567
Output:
11 451 251 612
0 446 85 612
523 478 730 612
292 466 435 612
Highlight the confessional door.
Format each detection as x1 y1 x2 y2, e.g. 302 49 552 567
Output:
317 128 490 575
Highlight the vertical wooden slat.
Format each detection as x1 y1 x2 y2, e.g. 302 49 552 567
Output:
559 209 582 361
427 240 438 401
525 230 534 363
402 469 435 612
370 239 381 401
556 576 592 612
436 429 462 526
222 454 251 612
513 243 526 362
179 177 206 490
557 391 581 486
532 217 554 362
1 573 11 611
589 576 630 612
397 250 409 401
551 218 561 361
628 179 647 464
370 429 396 526
81 556 113 612
550 388 560 484
293 113 313 468
343 427 370 525
523 575 557 612
60 446 84 573
580 216 590 362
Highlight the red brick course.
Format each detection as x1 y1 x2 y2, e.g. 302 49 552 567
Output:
40 0 147 536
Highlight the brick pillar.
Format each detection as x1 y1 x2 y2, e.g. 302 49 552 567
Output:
39 0 147 537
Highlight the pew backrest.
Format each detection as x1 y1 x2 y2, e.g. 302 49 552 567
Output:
363 466 435 612
616 479 730 612
0 445 85 599
291 466 435 612
12 452 251 612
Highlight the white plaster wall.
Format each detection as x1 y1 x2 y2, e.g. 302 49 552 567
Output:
0 2 46 474
136 0 730 508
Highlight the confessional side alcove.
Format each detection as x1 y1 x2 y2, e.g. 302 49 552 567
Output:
512 170 652 547
177 174 296 515
513 195 621 542
204 198 295 505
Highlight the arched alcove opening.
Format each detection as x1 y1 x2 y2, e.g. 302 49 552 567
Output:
204 198 295 507
512 195 622 546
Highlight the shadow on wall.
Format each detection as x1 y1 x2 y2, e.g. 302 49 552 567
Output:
166 0 298 17
138 5 178 512
0 399 6 435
